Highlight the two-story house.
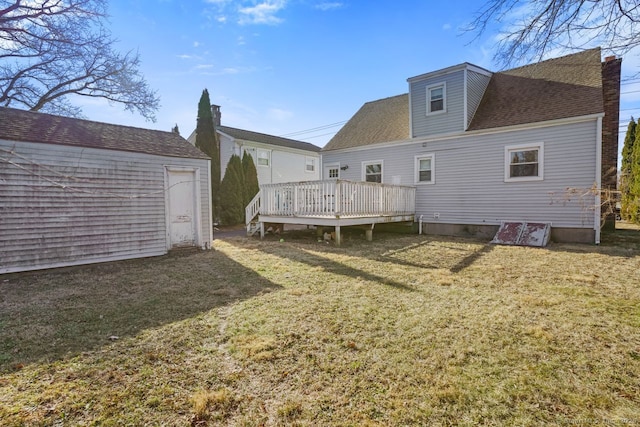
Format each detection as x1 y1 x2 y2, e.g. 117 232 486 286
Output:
321 48 621 244
188 105 321 185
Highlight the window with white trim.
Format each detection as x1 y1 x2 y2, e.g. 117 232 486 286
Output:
362 161 383 183
257 149 270 167
427 83 446 115
505 143 544 181
415 154 435 184
328 167 339 179
305 157 316 172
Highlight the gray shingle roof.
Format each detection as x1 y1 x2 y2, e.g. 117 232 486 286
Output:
217 125 321 153
468 48 603 130
0 107 209 160
323 94 409 151
323 48 604 151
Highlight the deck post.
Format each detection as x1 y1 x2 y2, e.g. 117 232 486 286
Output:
260 221 265 240
335 225 341 246
365 224 374 241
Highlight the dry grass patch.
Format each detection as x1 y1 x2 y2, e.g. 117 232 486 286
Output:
1 228 640 425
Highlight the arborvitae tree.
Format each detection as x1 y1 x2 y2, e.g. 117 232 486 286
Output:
242 151 260 208
620 118 636 220
195 89 221 224
629 126 640 224
220 155 245 225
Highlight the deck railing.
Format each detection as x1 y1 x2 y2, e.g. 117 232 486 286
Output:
258 179 415 218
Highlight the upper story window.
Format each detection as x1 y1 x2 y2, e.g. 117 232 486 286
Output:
427 83 446 115
414 154 435 184
305 157 316 173
257 149 270 167
505 143 544 182
362 160 383 183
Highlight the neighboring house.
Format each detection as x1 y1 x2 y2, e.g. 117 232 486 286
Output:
0 107 213 274
321 48 621 244
188 105 321 185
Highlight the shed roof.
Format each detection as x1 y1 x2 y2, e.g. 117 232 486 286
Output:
217 125 321 153
0 107 209 160
323 48 604 151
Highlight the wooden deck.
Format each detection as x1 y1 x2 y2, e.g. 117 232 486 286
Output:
246 180 416 245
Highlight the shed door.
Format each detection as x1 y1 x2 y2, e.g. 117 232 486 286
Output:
167 170 197 247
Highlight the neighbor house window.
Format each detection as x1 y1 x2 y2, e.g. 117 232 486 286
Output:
305 157 316 173
328 167 339 179
505 143 544 181
427 83 446 115
257 149 270 167
415 154 435 184
362 160 383 183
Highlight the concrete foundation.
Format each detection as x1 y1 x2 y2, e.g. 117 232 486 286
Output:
420 222 595 244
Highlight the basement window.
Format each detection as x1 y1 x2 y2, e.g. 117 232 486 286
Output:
505 143 544 182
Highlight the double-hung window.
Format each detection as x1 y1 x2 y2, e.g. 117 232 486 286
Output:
305 157 316 173
362 160 383 183
415 154 435 184
505 143 544 181
427 83 446 115
257 149 270 167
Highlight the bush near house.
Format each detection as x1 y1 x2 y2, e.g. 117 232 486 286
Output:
220 154 245 225
242 151 260 208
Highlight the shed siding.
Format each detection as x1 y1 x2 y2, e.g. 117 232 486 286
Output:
466 70 491 128
0 140 211 274
322 119 597 229
411 70 465 137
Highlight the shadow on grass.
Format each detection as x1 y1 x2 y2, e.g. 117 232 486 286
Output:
0 250 281 373
226 238 417 292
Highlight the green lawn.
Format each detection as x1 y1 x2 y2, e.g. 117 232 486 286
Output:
1 228 639 426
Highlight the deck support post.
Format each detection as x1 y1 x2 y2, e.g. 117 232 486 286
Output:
335 225 341 246
260 222 265 240
316 226 324 238
365 224 375 242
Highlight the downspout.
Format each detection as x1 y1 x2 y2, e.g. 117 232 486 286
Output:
595 116 602 245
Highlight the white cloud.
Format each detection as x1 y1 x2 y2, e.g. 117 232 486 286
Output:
177 54 193 59
314 2 343 11
216 15 227 23
237 36 246 45
238 1 287 25
195 64 214 69
442 23 451 31
267 108 293 121
193 41 201 48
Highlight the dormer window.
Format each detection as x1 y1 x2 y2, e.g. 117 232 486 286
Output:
427 83 446 115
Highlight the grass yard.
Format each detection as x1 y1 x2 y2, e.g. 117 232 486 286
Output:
1 227 640 426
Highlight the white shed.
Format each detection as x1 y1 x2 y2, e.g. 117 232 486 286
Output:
0 107 212 274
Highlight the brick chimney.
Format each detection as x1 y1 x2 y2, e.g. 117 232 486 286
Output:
211 104 221 127
601 55 622 231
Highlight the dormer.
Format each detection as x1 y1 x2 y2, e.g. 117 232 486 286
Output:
408 63 492 138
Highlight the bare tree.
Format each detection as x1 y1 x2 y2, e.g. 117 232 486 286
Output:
0 0 159 120
467 0 640 66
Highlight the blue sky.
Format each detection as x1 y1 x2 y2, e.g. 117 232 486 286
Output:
76 0 640 150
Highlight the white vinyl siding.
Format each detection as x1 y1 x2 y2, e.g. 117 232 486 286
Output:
466 70 492 129
322 119 598 230
0 140 211 274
